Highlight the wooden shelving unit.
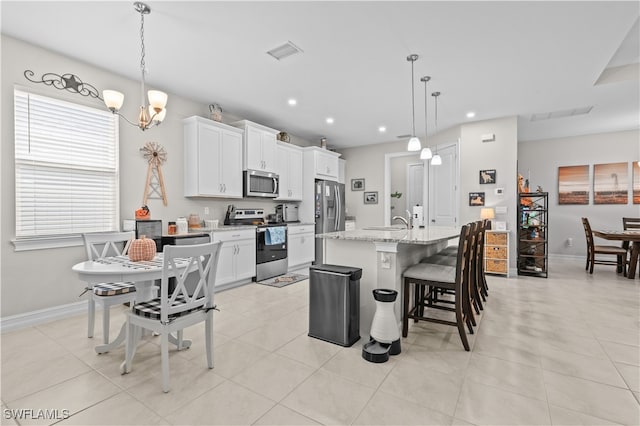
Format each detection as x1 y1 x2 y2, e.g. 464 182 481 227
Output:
517 192 549 278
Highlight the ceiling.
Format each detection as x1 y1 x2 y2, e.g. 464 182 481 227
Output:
2 1 639 149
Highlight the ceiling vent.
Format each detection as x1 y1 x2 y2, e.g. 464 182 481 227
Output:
530 106 593 121
267 41 303 61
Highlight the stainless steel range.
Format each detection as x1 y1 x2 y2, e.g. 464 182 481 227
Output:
224 206 288 281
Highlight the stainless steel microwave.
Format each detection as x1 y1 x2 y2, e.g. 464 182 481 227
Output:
244 169 279 198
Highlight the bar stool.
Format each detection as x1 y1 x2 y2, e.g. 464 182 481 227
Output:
402 224 472 351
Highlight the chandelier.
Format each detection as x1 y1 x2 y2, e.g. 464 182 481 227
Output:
102 2 167 131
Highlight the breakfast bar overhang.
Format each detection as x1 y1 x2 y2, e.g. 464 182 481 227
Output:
316 226 460 336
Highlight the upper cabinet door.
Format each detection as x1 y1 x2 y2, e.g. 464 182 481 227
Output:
260 131 277 172
288 147 303 199
275 142 303 201
245 127 264 171
220 129 243 197
315 150 339 180
184 116 243 198
197 124 223 196
231 120 278 173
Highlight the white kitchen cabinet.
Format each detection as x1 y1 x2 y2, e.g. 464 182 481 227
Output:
276 142 303 201
212 229 256 287
338 158 346 184
305 147 340 181
287 224 315 270
184 116 243 198
231 120 278 173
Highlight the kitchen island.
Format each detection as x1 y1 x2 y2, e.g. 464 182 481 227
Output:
316 226 460 337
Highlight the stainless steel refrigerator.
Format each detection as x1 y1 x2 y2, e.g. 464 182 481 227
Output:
314 180 345 264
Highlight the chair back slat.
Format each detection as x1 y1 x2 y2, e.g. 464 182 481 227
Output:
581 217 594 252
160 242 221 324
83 231 135 260
623 217 640 230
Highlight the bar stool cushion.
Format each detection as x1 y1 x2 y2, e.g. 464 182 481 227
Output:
93 282 136 297
404 263 456 285
421 253 457 267
439 245 458 256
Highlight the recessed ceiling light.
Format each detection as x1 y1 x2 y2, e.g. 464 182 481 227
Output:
326 117 334 124
466 112 476 118
288 99 297 106
378 126 387 133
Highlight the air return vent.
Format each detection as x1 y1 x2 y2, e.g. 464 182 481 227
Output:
267 41 303 61
530 106 593 121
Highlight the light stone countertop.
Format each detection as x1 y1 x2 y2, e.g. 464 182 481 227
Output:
316 226 460 245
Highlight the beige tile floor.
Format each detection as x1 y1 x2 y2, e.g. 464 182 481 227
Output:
2 257 639 425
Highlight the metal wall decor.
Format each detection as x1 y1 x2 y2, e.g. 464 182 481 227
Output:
24 70 102 100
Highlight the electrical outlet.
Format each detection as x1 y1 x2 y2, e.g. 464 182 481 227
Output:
204 207 209 215
567 238 573 247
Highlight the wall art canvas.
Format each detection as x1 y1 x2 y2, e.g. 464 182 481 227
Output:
634 162 640 204
351 178 365 191
469 192 485 206
594 162 628 204
558 165 589 205
479 169 496 184
364 191 378 204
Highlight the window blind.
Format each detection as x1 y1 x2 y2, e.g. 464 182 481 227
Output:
14 88 119 238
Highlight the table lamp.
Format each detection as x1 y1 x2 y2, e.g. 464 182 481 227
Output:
480 207 495 230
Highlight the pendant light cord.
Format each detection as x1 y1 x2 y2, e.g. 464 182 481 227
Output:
411 60 416 137
139 9 146 107
432 91 440 154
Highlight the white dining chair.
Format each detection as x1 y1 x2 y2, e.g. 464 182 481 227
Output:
82 231 137 344
121 241 221 393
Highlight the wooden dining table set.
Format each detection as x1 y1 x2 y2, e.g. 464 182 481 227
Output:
592 228 640 279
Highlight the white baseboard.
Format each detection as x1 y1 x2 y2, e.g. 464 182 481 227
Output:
1 301 87 334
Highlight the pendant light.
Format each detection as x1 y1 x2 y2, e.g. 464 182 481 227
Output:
406 54 421 151
102 2 167 131
431 91 442 166
419 76 432 160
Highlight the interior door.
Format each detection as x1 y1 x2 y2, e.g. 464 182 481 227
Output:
428 143 458 226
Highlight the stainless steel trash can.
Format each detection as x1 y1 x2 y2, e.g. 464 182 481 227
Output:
308 264 362 347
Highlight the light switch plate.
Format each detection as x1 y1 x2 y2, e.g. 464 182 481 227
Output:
495 206 507 214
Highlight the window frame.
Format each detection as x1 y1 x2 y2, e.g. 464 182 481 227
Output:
12 87 120 251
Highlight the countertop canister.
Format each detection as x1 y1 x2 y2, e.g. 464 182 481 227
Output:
176 217 188 234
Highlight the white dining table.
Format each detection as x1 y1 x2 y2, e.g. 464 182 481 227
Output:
72 254 194 354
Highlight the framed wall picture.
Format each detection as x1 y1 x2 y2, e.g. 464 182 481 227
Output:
558 165 589 205
634 161 640 204
479 169 496 184
469 192 485 206
594 162 628 204
364 191 378 204
351 178 365 191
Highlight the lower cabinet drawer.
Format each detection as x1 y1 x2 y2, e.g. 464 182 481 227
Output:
485 246 507 259
486 232 507 245
485 259 507 274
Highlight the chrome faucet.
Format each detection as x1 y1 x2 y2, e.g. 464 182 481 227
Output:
392 211 413 229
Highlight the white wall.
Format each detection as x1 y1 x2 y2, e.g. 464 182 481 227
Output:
1 36 311 317
518 129 640 257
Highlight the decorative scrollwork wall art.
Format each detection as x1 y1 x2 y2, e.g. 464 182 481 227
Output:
24 70 102 100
